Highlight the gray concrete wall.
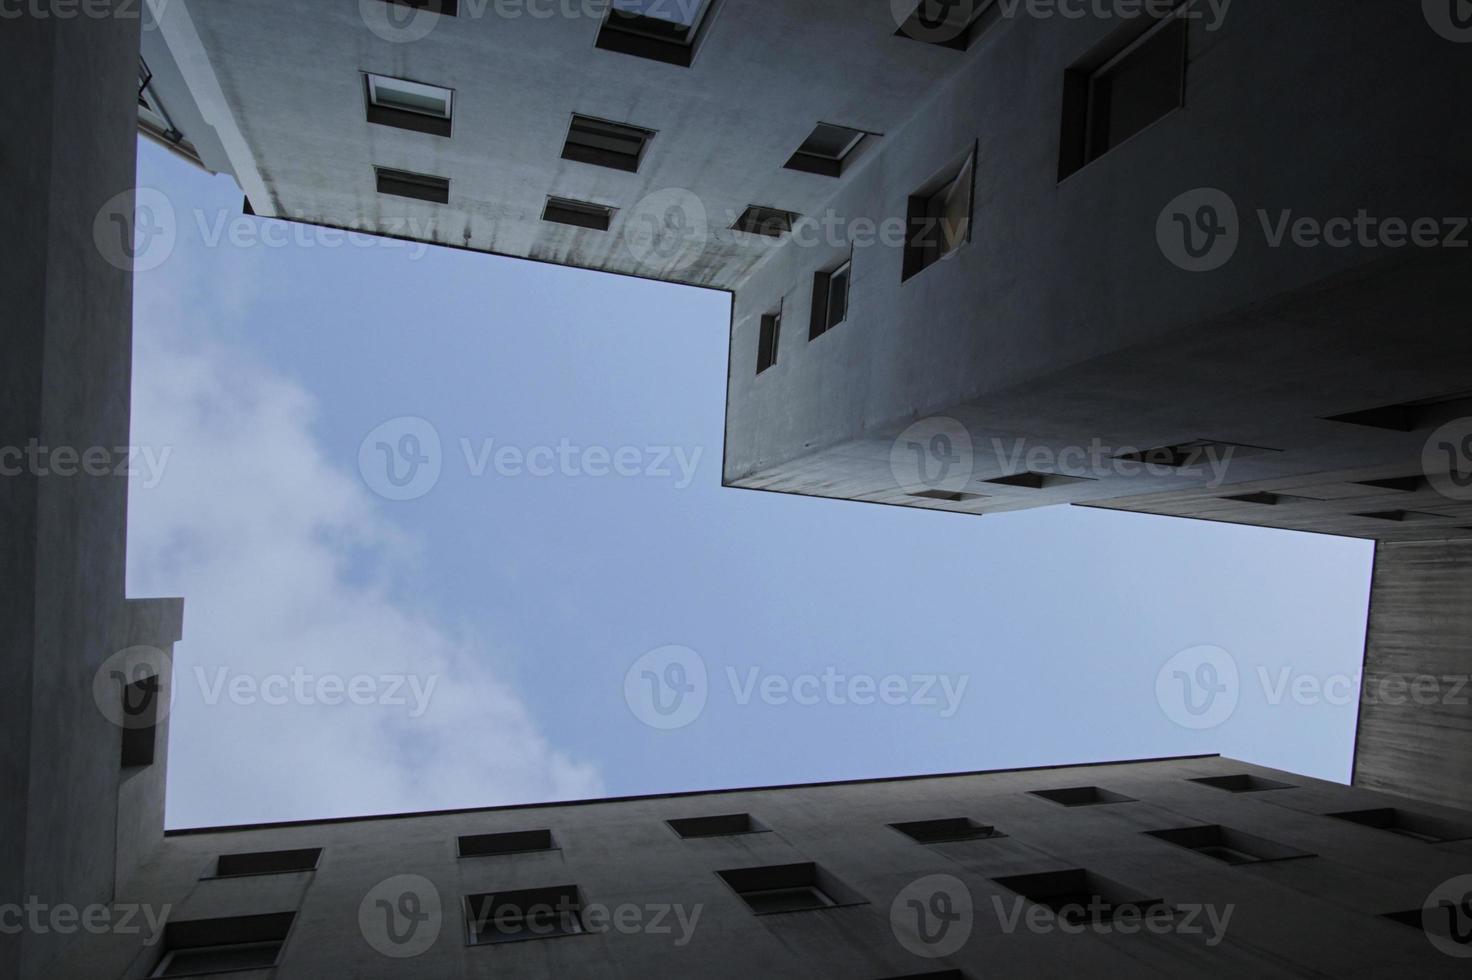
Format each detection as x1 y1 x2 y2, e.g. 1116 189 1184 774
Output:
59 756 1472 978
721 1 1472 524
1355 539 1472 811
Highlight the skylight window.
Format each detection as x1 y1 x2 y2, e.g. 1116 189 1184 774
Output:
598 0 717 66
785 123 869 177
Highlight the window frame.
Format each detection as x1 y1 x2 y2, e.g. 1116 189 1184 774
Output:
562 114 655 173
364 73 455 138
809 254 853 341
903 145 976 282
756 307 782 375
596 0 720 67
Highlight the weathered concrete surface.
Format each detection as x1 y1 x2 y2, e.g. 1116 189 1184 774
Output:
1355 539 1472 811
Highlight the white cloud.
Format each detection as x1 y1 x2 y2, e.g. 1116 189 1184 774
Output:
127 277 603 827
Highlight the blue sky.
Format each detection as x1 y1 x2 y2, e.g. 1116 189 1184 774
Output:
125 140 1375 829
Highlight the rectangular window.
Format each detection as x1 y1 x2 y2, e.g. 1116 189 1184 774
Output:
1144 825 1313 865
562 115 654 173
1325 391 1472 432
891 817 1003 844
1114 440 1279 469
991 869 1164 925
1188 774 1294 793
903 147 975 281
985 471 1094 490
716 863 864 915
542 197 615 232
669 813 767 839
732 205 798 239
908 490 984 503
464 885 584 945
211 848 322 878
895 0 1000 50
1352 510 1450 523
365 74 453 137
1029 786 1135 807
375 167 450 204
785 123 868 178
1328 808 1472 843
1059 13 1187 179
756 312 781 375
458 829 556 857
120 675 160 768
809 259 851 340
380 0 458 14
151 912 294 977
596 0 716 67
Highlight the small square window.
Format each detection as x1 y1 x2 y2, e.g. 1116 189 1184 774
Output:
365 74 453 137
1188 774 1294 793
1327 808 1472 843
375 167 450 204
151 912 294 977
120 674 160 768
891 817 1004 844
669 813 767 839
717 863 864 915
1029 786 1135 807
542 197 615 232
809 259 851 340
895 0 1000 50
458 829 556 857
596 0 716 67
991 869 1164 925
756 312 781 375
211 848 322 878
1059 14 1187 178
1144 825 1313 865
903 147 975 281
562 115 654 173
785 123 868 177
732 205 798 239
464 885 585 945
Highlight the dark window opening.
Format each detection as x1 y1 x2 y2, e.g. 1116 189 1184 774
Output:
1115 440 1279 469
903 147 975 281
1144 825 1313 865
1329 808 1472 843
669 813 767 838
785 123 869 178
1325 391 1472 432
1059 12 1187 179
364 74 453 137
120 675 159 769
1030 786 1136 807
717 862 865 915
465 885 585 945
212 848 322 878
151 912 294 978
1188 774 1294 793
892 817 1004 844
375 167 450 204
1353 510 1450 523
542 197 615 232
908 490 984 503
732 205 798 239
562 115 654 173
596 0 716 67
380 0 458 15
809 259 851 340
986 471 1095 490
991 869 1164 925
756 312 781 375
458 829 557 857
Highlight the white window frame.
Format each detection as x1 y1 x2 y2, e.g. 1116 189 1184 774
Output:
366 74 453 120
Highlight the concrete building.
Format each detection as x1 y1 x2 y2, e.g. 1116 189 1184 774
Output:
6 0 1472 975
43 756 1472 978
